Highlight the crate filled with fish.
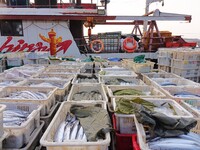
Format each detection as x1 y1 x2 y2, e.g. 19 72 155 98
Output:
18 79 71 102
142 72 182 85
47 64 84 70
0 104 6 137
111 97 193 134
161 86 200 101
1 102 42 149
99 70 138 78
72 73 100 84
130 61 155 73
0 78 24 88
67 84 108 102
0 86 57 116
100 76 145 86
135 108 200 150
59 61 85 67
43 68 80 74
107 85 166 100
100 66 129 72
40 101 111 150
32 73 74 82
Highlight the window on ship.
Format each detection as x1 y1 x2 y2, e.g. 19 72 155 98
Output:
0 20 23 36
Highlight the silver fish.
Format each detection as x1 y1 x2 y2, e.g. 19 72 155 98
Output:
54 121 66 142
76 125 84 140
70 120 79 140
63 123 72 141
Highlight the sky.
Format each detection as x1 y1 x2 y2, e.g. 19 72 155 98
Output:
88 0 200 39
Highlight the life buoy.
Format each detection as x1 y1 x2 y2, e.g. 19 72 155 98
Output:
123 37 137 53
90 40 104 53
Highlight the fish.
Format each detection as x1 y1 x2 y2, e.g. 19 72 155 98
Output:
54 121 66 142
63 123 72 141
76 125 84 140
70 120 79 140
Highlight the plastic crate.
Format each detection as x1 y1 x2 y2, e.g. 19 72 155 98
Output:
67 84 108 102
101 67 129 72
171 59 200 69
99 70 137 78
0 132 8 150
172 49 200 60
44 68 80 74
0 78 24 87
100 76 145 86
72 73 100 84
32 73 74 81
161 86 200 102
131 61 155 73
0 86 56 116
18 79 71 102
171 67 199 77
142 72 181 85
112 115 140 150
23 58 37 65
40 102 60 132
107 85 166 100
6 58 23 67
158 57 171 66
37 58 50 64
0 104 6 137
40 101 110 150
1 102 42 149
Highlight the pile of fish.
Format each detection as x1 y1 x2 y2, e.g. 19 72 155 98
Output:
54 113 87 142
5 69 32 79
113 89 149 96
0 80 16 87
75 75 98 83
72 91 103 101
7 91 48 99
3 109 30 126
148 132 200 150
105 78 137 85
174 91 200 98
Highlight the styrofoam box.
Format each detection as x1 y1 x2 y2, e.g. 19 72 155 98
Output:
67 84 108 102
1 102 42 149
107 85 166 99
0 104 6 137
100 76 145 86
142 72 181 85
72 73 100 84
131 61 155 73
171 59 200 69
99 70 137 78
44 68 80 74
171 67 199 77
151 78 200 88
161 86 200 101
32 73 74 82
40 101 110 150
0 86 57 116
18 79 71 102
113 98 194 135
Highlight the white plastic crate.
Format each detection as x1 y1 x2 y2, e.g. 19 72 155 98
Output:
0 104 6 137
142 72 181 85
7 58 23 67
0 132 8 150
0 78 24 87
107 85 166 100
37 58 50 64
100 67 128 72
161 86 200 102
172 49 200 60
40 101 110 150
18 79 70 102
131 61 155 73
1 102 42 149
158 57 171 66
23 58 37 65
112 98 193 135
158 65 171 73
99 70 137 78
0 86 56 116
171 59 200 69
171 67 199 77
44 68 80 74
67 84 108 102
100 76 145 86
72 74 100 84
32 73 74 82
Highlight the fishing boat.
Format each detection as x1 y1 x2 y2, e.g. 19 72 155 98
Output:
0 0 197 59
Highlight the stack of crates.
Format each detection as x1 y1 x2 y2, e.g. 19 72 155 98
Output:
97 31 121 53
171 48 200 83
157 48 174 72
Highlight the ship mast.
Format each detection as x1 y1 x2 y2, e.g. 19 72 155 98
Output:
143 0 164 33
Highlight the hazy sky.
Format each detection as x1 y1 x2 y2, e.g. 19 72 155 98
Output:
89 0 200 39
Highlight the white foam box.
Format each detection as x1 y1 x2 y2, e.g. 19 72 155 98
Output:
40 101 110 150
32 73 74 82
100 76 146 86
67 84 108 102
107 85 166 100
1 102 42 149
18 79 71 102
99 70 137 78
142 72 181 85
112 98 193 134
161 86 200 102
72 73 100 84
0 86 57 116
